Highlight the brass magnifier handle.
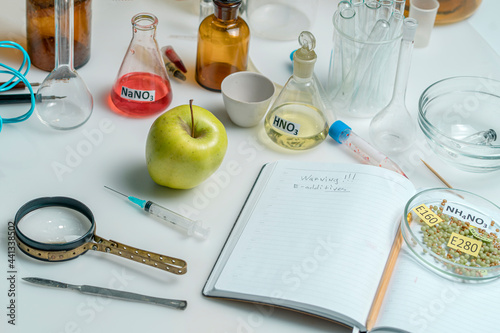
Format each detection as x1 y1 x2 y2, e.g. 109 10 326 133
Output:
92 235 187 275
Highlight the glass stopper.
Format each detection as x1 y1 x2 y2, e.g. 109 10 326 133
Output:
298 31 315 52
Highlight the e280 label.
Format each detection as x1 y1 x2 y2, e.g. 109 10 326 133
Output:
447 232 482 257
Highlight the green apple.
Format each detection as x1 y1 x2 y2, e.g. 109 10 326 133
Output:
146 100 228 189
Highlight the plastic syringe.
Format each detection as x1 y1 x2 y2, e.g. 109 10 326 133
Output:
328 120 407 178
104 186 210 239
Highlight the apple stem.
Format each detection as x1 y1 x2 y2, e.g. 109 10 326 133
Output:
189 99 195 138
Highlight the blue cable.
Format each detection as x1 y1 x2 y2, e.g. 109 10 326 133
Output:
0 41 36 133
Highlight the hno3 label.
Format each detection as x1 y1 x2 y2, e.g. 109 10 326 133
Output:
273 115 300 136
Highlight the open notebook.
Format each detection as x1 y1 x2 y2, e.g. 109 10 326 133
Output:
203 160 500 332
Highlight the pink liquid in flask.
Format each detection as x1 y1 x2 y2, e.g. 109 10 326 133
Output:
111 72 173 117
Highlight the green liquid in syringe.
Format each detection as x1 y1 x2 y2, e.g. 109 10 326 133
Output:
264 102 328 150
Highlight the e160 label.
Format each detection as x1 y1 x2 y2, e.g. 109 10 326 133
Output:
412 204 443 227
447 232 482 257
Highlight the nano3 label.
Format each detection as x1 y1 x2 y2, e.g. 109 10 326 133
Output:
121 86 155 102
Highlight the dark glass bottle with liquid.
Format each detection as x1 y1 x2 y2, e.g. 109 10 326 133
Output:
405 0 482 24
26 0 91 71
195 0 250 92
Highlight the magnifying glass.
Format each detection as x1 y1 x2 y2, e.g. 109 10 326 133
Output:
13 197 187 275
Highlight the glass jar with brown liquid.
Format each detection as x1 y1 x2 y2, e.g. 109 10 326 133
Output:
405 0 482 25
26 0 91 71
195 0 250 92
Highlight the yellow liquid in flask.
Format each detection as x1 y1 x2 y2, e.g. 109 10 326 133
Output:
264 102 328 150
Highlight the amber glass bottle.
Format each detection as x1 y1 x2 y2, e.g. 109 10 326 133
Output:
405 0 482 25
195 0 250 92
26 0 91 71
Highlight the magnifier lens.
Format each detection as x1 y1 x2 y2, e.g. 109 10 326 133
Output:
18 206 92 244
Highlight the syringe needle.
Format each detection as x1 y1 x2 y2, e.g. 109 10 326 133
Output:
104 186 128 198
104 186 147 208
104 186 209 239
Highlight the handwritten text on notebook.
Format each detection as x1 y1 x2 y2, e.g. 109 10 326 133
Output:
294 172 358 192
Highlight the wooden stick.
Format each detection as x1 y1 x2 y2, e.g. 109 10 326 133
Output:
366 224 404 331
420 159 453 189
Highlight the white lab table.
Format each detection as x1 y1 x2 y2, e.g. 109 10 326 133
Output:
0 1 499 332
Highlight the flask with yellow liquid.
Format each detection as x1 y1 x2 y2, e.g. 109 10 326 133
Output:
264 31 330 150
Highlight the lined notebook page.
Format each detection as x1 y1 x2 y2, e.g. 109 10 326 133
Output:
208 161 415 328
374 248 500 333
